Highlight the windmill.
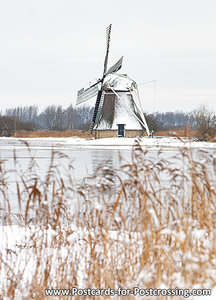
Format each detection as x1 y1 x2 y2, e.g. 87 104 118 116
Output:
76 24 150 138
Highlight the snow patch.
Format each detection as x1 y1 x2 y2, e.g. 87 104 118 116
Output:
103 73 136 90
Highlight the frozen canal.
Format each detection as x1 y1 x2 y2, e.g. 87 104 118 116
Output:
0 136 183 183
0 138 132 216
0 137 125 182
0 137 216 219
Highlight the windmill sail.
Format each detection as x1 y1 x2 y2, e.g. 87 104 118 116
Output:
76 84 99 105
89 24 112 133
106 56 123 75
103 24 112 76
94 91 105 124
89 90 103 133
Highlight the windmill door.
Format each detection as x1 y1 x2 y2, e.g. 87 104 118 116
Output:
117 124 125 137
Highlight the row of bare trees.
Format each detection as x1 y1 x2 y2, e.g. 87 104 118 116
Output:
1 104 216 140
3 105 94 132
147 105 216 141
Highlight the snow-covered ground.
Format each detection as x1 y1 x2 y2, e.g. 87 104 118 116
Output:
67 136 216 150
0 136 216 150
1 224 216 299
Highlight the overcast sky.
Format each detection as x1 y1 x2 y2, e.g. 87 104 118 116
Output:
0 0 216 112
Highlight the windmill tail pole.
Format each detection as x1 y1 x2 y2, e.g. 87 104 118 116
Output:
131 87 150 137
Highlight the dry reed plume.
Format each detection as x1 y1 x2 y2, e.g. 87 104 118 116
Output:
0 140 216 299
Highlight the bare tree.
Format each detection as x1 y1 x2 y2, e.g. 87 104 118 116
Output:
44 105 57 130
54 105 65 131
65 104 76 130
193 104 216 141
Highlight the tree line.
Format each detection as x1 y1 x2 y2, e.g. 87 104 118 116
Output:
0 104 215 140
147 106 216 141
148 111 196 130
1 105 195 132
0 105 94 136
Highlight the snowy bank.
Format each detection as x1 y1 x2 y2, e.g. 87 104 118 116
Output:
0 136 216 150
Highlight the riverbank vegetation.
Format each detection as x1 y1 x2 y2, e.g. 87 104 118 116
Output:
12 128 195 139
13 129 91 138
1 142 216 298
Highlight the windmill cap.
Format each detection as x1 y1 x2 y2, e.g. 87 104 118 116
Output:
103 73 137 91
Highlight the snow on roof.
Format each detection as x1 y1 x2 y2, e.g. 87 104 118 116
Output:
103 73 136 91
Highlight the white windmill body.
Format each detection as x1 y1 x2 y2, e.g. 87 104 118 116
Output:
76 25 150 138
94 73 149 138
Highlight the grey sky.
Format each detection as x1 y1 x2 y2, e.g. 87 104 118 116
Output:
0 0 216 112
